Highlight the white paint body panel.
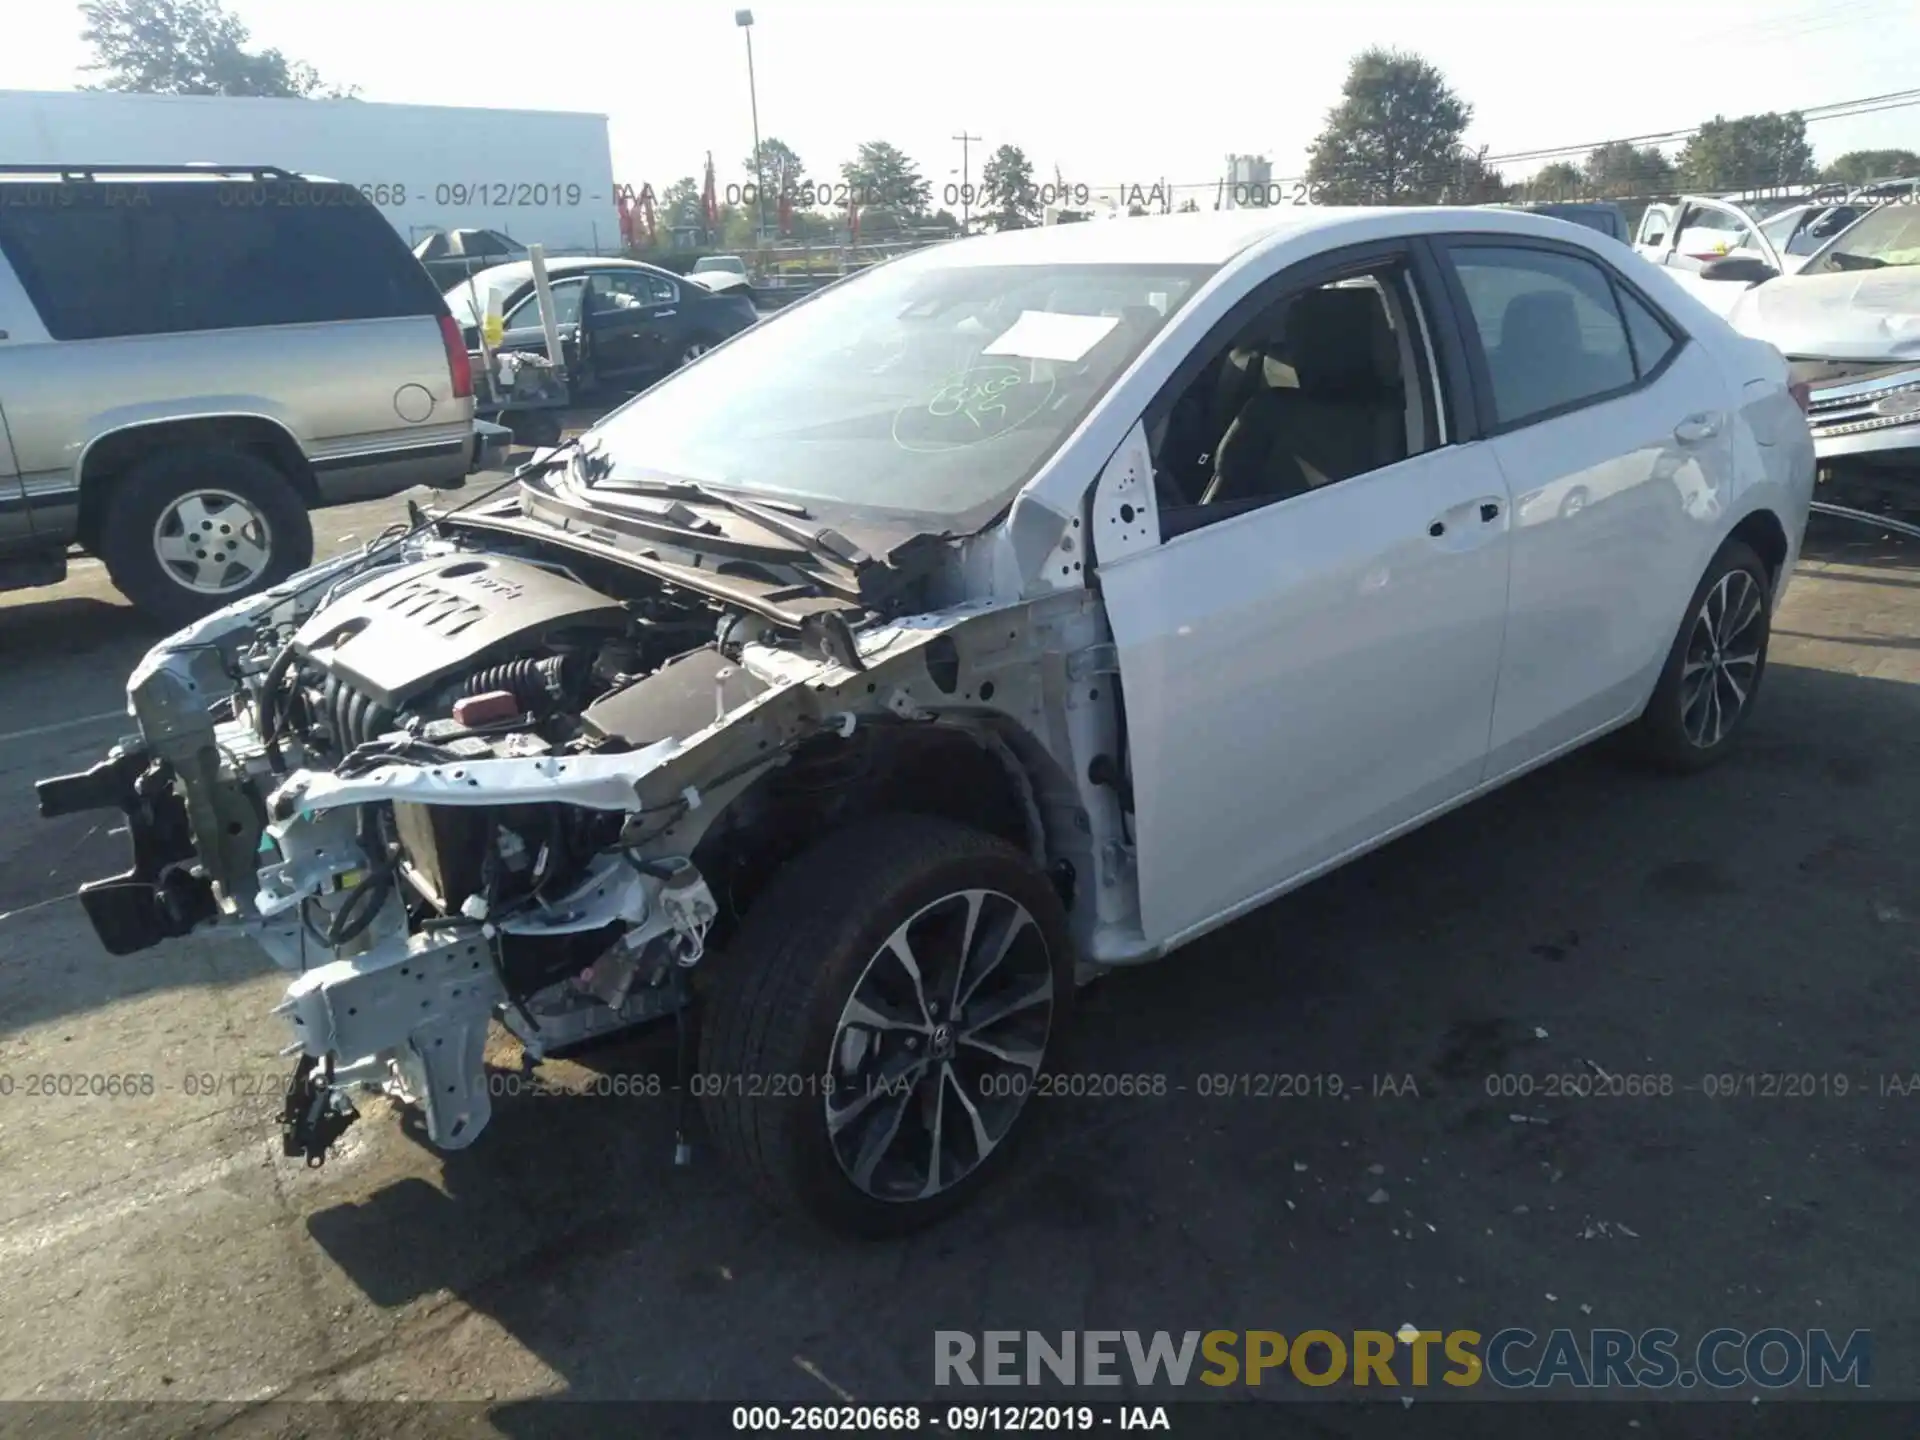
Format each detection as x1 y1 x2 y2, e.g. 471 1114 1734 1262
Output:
1481 339 1736 775
1101 443 1513 943
962 204 1814 958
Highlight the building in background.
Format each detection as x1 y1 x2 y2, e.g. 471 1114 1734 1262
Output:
0 90 618 253
1223 154 1273 209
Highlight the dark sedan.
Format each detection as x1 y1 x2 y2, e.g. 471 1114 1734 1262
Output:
445 257 759 393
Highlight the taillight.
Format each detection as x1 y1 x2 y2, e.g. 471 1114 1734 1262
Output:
439 314 473 399
1789 380 1812 413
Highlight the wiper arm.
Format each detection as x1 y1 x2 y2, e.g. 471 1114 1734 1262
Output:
589 473 873 571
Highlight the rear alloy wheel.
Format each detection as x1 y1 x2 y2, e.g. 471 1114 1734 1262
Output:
698 814 1073 1237
679 336 715 367
99 447 313 628
1630 538 1772 772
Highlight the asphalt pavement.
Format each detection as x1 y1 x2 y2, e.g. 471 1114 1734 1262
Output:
1 492 1916 1432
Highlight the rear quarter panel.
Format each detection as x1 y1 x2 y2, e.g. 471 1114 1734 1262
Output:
1627 256 1814 595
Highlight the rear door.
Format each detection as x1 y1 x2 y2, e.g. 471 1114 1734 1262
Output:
1434 236 1735 778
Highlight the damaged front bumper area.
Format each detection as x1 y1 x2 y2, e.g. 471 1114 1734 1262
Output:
37 516 1106 1164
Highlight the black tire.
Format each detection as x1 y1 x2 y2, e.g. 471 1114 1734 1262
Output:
697 814 1074 1238
98 447 313 628
676 332 719 369
1629 538 1773 773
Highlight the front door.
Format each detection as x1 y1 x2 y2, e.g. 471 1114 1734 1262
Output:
586 270 683 382
1100 248 1513 945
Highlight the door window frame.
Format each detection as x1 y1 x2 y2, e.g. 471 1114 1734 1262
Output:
504 276 587 331
1430 234 1689 438
1138 238 1476 540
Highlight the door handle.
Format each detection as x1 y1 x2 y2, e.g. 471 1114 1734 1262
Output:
1674 413 1722 444
655 309 677 319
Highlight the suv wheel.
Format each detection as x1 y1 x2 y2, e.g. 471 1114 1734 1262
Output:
99 448 314 627
698 814 1073 1237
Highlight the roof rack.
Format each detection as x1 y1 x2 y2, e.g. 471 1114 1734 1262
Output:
0 164 299 181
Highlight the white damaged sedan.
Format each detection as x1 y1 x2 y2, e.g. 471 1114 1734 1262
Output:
41 206 1813 1235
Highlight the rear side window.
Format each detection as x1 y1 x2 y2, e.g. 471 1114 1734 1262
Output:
0 180 445 340
1446 246 1637 428
1615 284 1678 376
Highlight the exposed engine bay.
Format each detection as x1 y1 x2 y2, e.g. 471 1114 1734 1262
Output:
37 475 1131 1165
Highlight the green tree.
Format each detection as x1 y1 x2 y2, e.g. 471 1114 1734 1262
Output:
979 144 1039 230
841 141 931 219
1306 49 1472 203
743 138 807 200
1678 112 1815 191
80 0 354 96
1443 147 1507 203
1524 161 1586 199
1583 141 1674 197
660 177 703 229
1821 149 1920 185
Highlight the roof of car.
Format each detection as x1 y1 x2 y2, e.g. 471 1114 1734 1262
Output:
901 205 1609 269
444 255 674 297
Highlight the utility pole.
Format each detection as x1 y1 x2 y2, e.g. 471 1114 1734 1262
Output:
736 10 768 245
953 131 982 232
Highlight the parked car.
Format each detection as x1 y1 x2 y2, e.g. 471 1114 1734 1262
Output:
690 254 749 280
444 256 758 393
412 227 529 289
41 205 1812 1235
1512 201 1631 243
0 165 507 624
1634 194 1920 505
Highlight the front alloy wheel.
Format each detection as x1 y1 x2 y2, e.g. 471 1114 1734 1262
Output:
825 888 1055 1203
697 814 1074 1236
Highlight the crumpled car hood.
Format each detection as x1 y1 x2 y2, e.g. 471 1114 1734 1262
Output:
1726 268 1920 362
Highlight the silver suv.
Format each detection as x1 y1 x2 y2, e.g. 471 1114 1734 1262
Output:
0 165 508 625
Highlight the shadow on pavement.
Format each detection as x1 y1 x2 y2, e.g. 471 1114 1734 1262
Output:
301 656 1920 1410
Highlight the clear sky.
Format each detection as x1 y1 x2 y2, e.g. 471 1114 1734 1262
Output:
2 0 1917 200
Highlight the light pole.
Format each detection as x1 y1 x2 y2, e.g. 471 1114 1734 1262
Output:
735 9 768 245
952 131 981 233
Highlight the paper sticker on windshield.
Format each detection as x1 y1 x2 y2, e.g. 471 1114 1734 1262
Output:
981 310 1120 362
892 364 1057 453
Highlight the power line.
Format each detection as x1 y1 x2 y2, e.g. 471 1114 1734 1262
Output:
1063 85 1920 201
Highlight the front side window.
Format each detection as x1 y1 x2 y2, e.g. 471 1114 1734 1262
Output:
1146 261 1439 533
1447 246 1638 428
505 277 585 330
582 259 1212 527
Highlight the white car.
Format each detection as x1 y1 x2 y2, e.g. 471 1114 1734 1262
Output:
41 206 1813 1235
1635 195 1920 503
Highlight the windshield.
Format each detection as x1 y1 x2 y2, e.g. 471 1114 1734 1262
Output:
1811 204 1920 271
583 257 1213 527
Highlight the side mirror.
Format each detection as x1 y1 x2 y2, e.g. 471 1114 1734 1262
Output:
1698 255 1778 285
